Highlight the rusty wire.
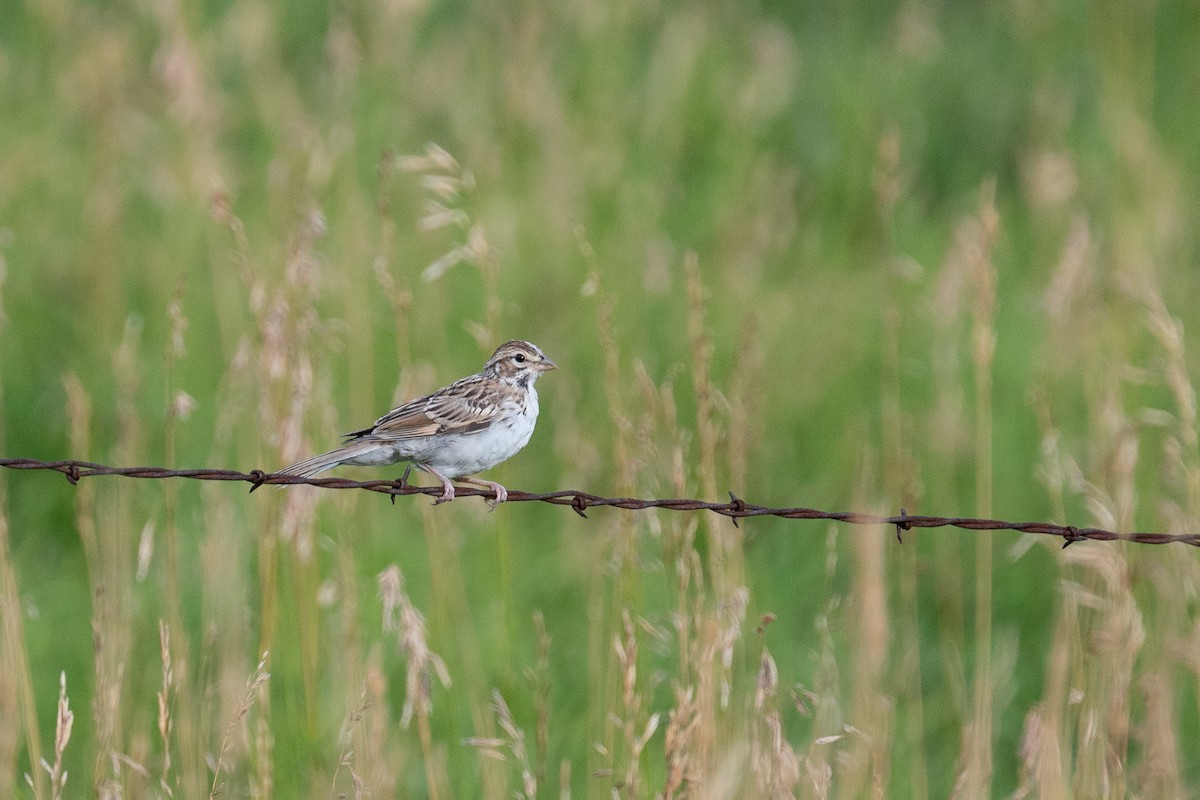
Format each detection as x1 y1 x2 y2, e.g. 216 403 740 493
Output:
2 457 1199 548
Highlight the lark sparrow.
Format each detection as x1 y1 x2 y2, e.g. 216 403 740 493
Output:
278 340 557 507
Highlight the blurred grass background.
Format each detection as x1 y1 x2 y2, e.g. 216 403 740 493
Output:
2 0 1200 797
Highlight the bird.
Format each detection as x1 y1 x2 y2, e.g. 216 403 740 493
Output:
276 340 556 507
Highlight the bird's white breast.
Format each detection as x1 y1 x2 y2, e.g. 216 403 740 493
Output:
420 386 539 478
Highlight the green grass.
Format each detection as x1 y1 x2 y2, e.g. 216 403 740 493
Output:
2 0 1200 797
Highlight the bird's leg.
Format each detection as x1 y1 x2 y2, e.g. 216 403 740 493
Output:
457 476 508 510
420 465 457 505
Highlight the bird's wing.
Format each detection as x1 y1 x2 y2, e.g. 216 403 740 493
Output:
346 376 506 441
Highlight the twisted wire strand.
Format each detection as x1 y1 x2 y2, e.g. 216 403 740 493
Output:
2 457 1198 547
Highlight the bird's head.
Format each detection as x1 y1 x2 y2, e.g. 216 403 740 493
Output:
485 340 558 385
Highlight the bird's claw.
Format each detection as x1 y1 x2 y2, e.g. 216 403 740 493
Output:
485 484 507 511
429 479 507 509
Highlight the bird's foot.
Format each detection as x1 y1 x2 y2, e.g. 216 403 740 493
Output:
433 482 456 505
485 482 508 510
417 465 457 506
459 477 507 510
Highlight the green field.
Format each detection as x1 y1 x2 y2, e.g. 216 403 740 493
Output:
2 1 1199 797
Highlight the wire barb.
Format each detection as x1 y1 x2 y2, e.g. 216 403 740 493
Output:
390 465 412 506
1061 525 1086 549
570 493 589 519
727 491 745 528
3 457 1199 547
895 507 911 544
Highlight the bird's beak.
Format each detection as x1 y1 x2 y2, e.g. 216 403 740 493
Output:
540 357 558 371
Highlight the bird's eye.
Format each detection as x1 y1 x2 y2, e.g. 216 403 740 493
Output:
514 353 527 363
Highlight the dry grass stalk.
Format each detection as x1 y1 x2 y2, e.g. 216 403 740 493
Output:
208 651 270 799
691 585 749 792
64 370 134 795
945 178 1001 799
684 253 741 593
726 313 762 496
0 507 40 797
371 236 414 387
266 208 327 563
875 137 927 799
234 208 332 793
661 684 699 800
681 261 762 794
531 611 552 791
464 692 540 799
1042 215 1092 320
197 478 257 794
399 143 500 342
1054 291 1155 787
494 690 539 799
804 532 845 800
841 454 893 800
379 565 451 726
1018 405 1077 800
36 671 75 800
62 374 98 571
683 252 717 508
712 589 748 716
409 491 509 800
1128 285 1195 797
250 679 274 800
151 0 224 192
327 548 370 798
0 266 20 795
1141 286 1200 490
1131 672 1184 799
612 608 659 799
379 564 451 800
158 620 176 797
559 759 571 800
587 285 644 788
1031 588 1074 800
160 283 199 797
1061 544 1143 797
750 645 801 799
329 688 371 800
360 656 400 799
595 293 636 499
1024 157 1193 800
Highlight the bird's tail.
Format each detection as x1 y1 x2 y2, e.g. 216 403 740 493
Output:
276 439 379 480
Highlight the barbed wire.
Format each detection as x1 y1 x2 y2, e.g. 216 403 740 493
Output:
2 457 1198 548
